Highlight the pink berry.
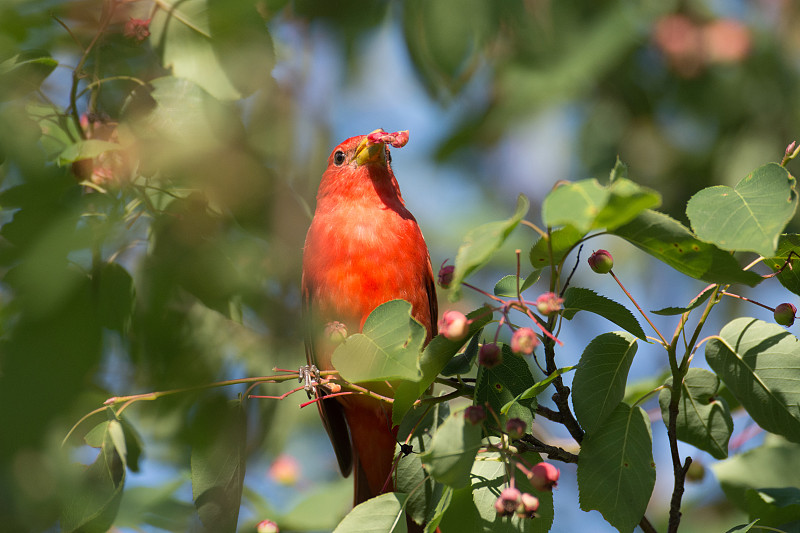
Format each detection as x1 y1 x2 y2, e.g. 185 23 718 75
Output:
494 487 521 517
478 343 502 368
588 249 614 274
438 310 469 341
505 418 527 439
257 520 279 533
464 405 486 425
535 292 564 316
510 327 539 355
517 492 540 518
774 303 796 327
529 462 560 491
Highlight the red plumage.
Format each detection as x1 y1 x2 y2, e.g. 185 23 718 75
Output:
301 131 437 507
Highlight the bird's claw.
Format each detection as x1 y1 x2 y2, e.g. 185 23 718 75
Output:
299 364 321 398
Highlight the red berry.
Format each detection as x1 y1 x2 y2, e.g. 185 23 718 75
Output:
588 249 614 274
438 310 469 341
124 18 151 43
478 343 502 368
464 405 486 425
505 418 527 439
511 327 539 355
438 261 455 288
774 303 796 327
529 462 560 491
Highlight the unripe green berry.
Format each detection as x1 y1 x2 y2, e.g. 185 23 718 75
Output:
588 249 614 274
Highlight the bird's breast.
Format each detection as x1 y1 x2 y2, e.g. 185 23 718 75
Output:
303 202 432 348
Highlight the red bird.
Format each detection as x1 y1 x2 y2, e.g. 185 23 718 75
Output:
301 130 438 507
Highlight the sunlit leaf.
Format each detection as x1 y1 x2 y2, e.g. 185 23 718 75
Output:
611 209 763 287
687 163 797 257
450 194 530 300
764 233 800 297
529 225 585 270
332 299 425 383
542 178 660 233
705 318 800 443
333 492 410 533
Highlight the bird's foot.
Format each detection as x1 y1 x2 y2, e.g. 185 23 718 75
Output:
298 364 321 398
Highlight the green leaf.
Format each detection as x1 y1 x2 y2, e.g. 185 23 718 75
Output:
687 163 797 257
572 332 638 435
501 365 576 415
332 299 425 383
61 420 127 532
764 233 800 297
529 225 585 269
58 140 122 165
651 284 715 316
276 479 352 531
115 480 195 531
96 262 136 333
0 50 58 101
420 409 482 488
190 397 246 532
611 209 763 287
450 194 530 299
725 520 760 533
333 492 409 533
475 344 538 428
392 310 491 424
577 403 656 533
705 317 800 443
542 177 660 233
607 157 628 184
149 0 273 100
562 287 647 340
713 438 800 510
468 447 554 532
440 329 482 377
494 271 540 297
745 487 800 529
658 368 733 459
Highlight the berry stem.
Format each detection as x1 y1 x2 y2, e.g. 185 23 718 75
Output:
609 270 668 347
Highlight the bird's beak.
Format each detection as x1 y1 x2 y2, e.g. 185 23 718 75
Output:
355 130 387 166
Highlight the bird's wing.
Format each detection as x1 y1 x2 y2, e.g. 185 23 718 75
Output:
425 259 439 339
301 274 353 477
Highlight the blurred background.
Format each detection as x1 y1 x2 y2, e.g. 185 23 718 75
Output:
0 0 798 531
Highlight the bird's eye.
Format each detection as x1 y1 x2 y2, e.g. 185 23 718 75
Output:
333 150 346 166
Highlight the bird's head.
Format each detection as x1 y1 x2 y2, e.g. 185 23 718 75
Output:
317 129 410 203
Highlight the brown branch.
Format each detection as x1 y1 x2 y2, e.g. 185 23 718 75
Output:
518 434 578 464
